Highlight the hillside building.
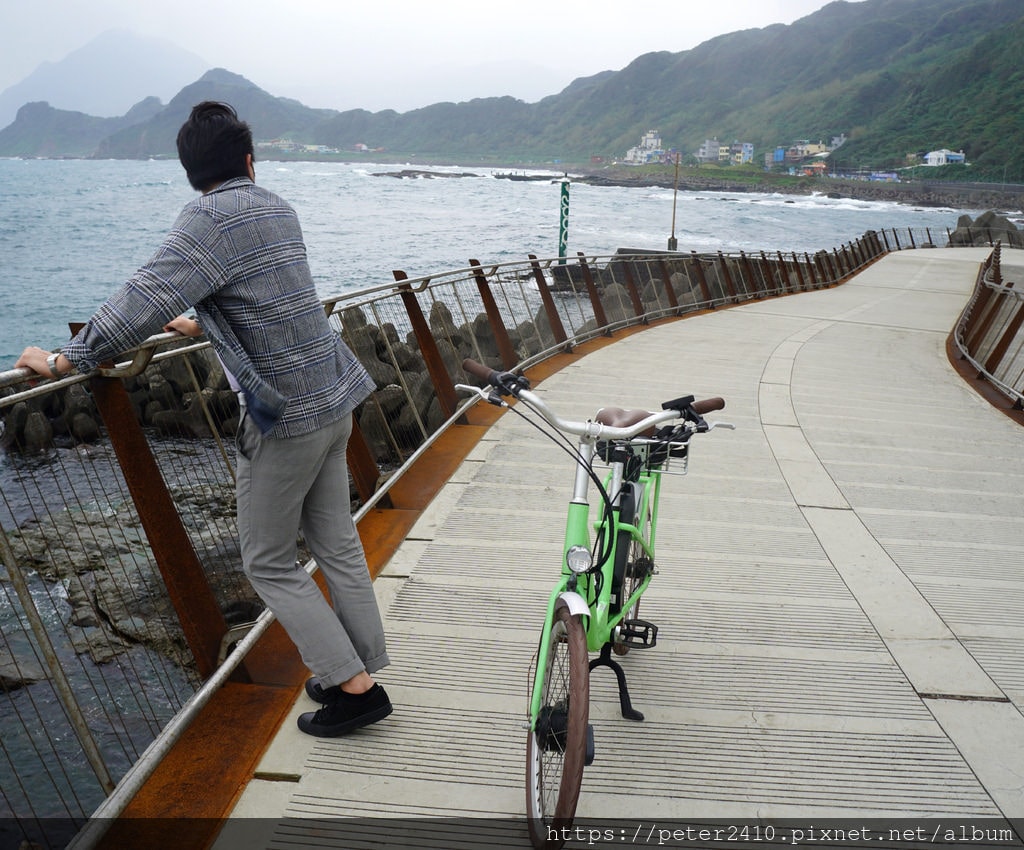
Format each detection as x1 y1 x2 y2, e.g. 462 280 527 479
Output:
728 141 754 164
696 138 754 164
696 138 720 162
924 148 966 166
624 130 666 164
763 135 846 169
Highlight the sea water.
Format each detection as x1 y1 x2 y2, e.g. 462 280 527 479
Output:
0 157 985 364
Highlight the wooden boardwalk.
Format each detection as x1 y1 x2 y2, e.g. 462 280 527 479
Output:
215 247 1024 848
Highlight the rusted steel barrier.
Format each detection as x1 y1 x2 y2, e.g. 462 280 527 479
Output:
0 229 910 846
951 243 1024 414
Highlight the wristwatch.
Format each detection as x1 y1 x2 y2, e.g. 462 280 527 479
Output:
46 351 61 379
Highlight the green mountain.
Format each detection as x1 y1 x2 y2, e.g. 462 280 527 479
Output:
0 96 163 157
2 0 1022 180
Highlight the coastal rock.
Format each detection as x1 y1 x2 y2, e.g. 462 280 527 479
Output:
60 383 97 425
1 483 253 669
424 395 447 434
373 169 479 180
348 325 398 389
602 282 635 323
434 337 464 386
0 651 46 690
470 314 501 362
69 411 102 443
1 402 30 449
513 319 545 358
339 305 370 335
145 373 177 413
391 339 425 373
69 625 131 665
403 370 435 420
948 210 1024 247
22 410 53 452
429 301 462 347
530 305 559 351
357 397 394 461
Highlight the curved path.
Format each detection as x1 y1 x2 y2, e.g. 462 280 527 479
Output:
217 247 1024 846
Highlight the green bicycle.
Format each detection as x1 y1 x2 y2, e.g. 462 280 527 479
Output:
459 358 733 848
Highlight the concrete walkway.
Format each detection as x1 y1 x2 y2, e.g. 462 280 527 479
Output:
217 247 1024 847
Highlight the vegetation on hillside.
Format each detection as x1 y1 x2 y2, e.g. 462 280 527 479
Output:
1 0 1022 182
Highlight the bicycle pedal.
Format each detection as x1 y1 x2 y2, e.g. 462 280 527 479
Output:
618 619 658 649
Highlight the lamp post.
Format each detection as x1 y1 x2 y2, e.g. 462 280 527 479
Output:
668 152 680 251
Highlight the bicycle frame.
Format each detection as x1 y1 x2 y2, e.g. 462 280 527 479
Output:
529 432 668 724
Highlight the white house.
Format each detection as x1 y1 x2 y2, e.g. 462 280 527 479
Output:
924 148 966 166
624 130 665 164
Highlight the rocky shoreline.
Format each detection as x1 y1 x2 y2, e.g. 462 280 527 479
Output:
565 167 1024 215
373 163 1024 215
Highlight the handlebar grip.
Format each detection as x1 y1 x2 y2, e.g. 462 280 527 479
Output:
462 358 498 384
693 397 725 415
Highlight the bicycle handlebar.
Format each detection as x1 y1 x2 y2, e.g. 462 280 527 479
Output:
461 358 500 383
692 397 726 415
460 358 727 440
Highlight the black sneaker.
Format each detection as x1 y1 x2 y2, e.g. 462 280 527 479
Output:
297 683 393 737
304 677 342 704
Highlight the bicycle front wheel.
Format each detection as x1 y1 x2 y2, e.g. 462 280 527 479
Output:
526 602 590 849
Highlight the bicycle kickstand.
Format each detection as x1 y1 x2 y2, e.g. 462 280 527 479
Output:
589 644 644 721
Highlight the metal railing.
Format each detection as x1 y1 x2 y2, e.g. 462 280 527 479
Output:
951 242 1024 410
0 228 939 847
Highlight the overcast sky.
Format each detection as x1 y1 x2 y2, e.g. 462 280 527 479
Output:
2 0 839 113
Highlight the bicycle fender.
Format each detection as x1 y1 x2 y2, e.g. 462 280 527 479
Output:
557 591 590 619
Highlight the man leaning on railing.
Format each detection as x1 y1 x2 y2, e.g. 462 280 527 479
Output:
14 100 393 739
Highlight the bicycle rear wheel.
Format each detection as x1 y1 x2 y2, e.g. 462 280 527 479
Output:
526 602 589 849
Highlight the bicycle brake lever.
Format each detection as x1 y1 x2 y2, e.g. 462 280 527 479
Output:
706 421 736 431
454 381 510 408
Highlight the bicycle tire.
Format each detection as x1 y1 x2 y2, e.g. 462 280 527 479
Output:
526 602 589 849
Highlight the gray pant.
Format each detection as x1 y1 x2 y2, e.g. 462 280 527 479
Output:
236 411 389 686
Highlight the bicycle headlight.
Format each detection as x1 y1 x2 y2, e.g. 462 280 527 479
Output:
565 545 593 574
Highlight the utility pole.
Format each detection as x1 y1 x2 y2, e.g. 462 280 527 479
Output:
668 152 680 251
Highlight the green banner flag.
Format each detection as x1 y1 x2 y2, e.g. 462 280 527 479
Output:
558 179 570 263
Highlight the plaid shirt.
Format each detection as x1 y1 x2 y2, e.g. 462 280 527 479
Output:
61 177 374 438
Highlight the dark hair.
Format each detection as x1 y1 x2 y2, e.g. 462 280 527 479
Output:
176 101 255 191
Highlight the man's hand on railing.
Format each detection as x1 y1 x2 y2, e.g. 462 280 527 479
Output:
163 315 204 337
14 346 71 380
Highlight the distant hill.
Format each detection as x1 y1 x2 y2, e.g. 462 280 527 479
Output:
0 97 164 157
0 29 209 129
92 69 339 159
2 0 1023 181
